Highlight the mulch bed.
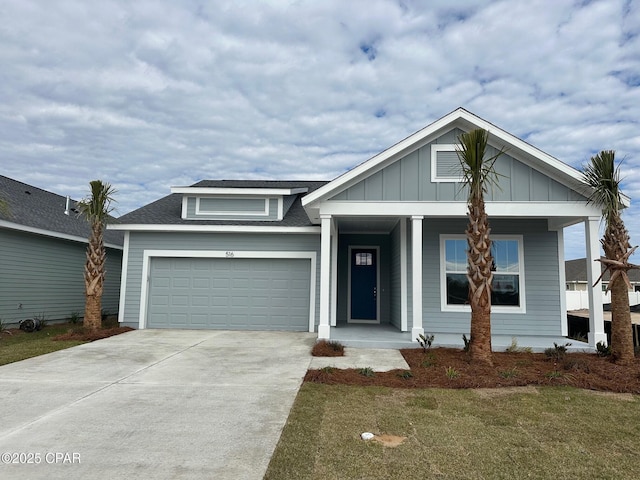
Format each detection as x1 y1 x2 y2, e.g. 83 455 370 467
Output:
311 339 345 357
53 326 134 342
305 347 640 394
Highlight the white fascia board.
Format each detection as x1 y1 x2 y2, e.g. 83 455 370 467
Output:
1 219 124 250
107 223 320 234
318 201 602 218
170 187 308 195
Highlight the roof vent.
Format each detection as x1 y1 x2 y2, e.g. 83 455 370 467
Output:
64 196 70 215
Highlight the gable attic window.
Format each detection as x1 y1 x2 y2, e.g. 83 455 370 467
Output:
195 197 269 216
431 144 463 182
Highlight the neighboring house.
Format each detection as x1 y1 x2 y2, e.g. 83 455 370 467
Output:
565 258 640 292
0 176 123 325
112 108 620 349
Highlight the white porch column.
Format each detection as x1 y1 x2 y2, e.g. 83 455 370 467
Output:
557 228 568 336
411 216 424 340
318 214 332 339
400 218 408 332
330 219 338 327
585 217 606 346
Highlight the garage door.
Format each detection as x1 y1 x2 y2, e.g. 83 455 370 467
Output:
147 257 311 330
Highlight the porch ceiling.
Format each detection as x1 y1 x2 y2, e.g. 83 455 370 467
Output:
335 217 399 234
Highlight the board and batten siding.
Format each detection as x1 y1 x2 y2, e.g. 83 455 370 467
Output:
120 231 321 329
0 229 122 325
421 218 562 336
329 128 587 204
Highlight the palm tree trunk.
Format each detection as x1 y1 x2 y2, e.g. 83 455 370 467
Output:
467 197 493 365
84 294 102 331
603 215 635 365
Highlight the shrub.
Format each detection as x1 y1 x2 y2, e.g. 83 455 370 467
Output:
397 370 413 379
596 341 612 357
445 366 459 379
101 309 110 321
462 334 470 353
416 333 435 352
498 368 518 379
358 367 375 378
422 352 437 368
505 338 533 354
544 342 571 361
34 312 47 328
69 312 81 325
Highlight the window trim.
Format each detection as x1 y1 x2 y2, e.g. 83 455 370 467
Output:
439 234 526 314
431 144 463 183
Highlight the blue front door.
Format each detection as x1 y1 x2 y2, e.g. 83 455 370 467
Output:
350 248 377 321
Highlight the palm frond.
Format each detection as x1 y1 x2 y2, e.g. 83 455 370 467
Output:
78 180 116 223
583 150 625 222
455 129 505 201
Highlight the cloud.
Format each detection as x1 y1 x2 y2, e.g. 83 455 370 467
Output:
0 0 638 260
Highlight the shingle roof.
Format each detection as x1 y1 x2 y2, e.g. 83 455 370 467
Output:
565 258 640 283
0 175 123 246
117 180 329 226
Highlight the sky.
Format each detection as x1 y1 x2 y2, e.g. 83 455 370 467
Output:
0 0 638 260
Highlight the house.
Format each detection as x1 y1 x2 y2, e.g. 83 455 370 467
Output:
111 108 621 349
0 176 123 325
565 258 640 292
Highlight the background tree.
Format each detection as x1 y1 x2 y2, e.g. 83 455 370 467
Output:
78 180 116 331
456 129 504 366
584 151 638 365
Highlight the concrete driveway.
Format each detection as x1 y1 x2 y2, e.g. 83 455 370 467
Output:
0 329 315 479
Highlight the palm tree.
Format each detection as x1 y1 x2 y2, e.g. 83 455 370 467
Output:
456 128 504 365
78 180 116 331
584 151 638 365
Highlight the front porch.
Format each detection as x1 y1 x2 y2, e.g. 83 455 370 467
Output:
327 323 590 352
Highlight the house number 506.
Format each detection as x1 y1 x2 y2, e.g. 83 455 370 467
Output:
225 251 235 258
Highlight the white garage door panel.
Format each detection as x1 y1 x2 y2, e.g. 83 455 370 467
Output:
147 257 311 330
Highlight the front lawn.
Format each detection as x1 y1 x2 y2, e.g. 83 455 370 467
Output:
266 383 640 479
0 319 133 366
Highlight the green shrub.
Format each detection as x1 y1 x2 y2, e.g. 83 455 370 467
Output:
397 370 413 379
422 352 437 368
462 334 470 353
69 312 81 325
544 342 571 361
505 338 533 354
358 367 375 378
416 333 435 352
445 366 459 379
498 368 518 379
596 341 612 357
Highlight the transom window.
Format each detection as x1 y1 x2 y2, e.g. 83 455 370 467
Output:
440 235 525 313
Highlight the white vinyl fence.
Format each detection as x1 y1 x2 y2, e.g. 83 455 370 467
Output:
566 291 640 311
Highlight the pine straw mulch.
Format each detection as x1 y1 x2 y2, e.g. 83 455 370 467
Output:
311 339 346 357
53 326 134 342
305 347 640 394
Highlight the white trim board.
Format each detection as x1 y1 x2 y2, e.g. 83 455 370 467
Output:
108 224 321 233
138 250 317 333
171 187 308 195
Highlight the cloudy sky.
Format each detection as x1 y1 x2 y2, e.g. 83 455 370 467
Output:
1 0 638 260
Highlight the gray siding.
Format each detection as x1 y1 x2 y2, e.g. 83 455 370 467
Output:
121 232 321 329
330 128 587 203
185 196 280 220
389 221 401 329
421 218 562 336
0 229 122 325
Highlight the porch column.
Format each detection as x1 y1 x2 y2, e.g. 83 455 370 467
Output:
318 214 332 339
411 216 424 340
585 217 606 346
330 220 338 327
557 228 568 336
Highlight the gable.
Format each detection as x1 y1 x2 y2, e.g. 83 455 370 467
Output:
329 128 589 203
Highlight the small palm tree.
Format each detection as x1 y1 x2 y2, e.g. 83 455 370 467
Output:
456 129 505 366
78 180 116 331
584 151 638 365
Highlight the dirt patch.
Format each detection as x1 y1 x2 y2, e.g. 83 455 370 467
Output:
53 326 134 342
305 347 640 394
311 339 345 357
373 434 407 448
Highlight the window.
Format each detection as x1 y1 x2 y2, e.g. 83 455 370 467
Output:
355 252 373 266
441 235 525 312
431 144 463 182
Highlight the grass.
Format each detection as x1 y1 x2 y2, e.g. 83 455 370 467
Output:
266 383 640 479
0 323 86 366
0 317 127 367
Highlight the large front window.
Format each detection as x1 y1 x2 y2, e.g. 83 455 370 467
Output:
441 235 525 312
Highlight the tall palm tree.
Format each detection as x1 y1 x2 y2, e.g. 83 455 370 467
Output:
78 180 116 331
584 151 638 365
456 128 504 365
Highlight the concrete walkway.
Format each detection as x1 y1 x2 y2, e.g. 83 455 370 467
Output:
0 329 316 480
309 348 410 371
